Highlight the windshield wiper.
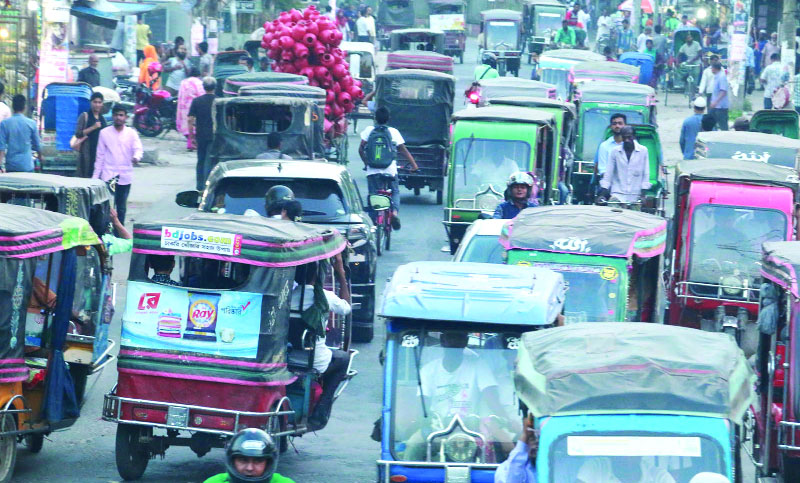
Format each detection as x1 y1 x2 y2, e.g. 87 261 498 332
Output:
462 133 476 187
413 339 428 419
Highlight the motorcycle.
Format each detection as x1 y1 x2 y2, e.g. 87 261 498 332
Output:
464 81 481 108
133 82 176 137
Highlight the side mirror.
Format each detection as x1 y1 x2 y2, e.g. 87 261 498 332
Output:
367 194 391 211
175 190 201 208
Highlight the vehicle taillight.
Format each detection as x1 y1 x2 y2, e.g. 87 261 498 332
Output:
192 413 236 431
133 407 167 424
468 92 480 104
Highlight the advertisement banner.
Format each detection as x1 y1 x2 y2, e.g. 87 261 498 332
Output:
37 0 70 114
430 14 465 31
160 226 243 256
122 281 263 359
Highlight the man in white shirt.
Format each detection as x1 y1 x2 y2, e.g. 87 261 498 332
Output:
636 26 652 53
577 6 590 32
697 55 720 106
355 7 370 42
761 52 784 109
0 83 11 122
595 8 613 43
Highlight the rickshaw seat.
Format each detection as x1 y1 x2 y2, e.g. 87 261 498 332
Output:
287 315 317 372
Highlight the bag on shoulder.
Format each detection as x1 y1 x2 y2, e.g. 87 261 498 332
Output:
70 135 87 152
365 125 396 169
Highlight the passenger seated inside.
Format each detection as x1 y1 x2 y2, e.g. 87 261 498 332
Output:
147 254 180 286
289 258 351 431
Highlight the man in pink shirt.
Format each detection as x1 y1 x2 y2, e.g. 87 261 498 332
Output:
92 105 143 226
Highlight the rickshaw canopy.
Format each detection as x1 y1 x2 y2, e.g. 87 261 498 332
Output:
749 109 800 139
489 96 577 119
452 104 555 126
575 81 656 106
539 49 605 69
515 322 756 421
695 131 800 168
761 241 800 298
0 203 100 258
237 84 326 105
500 205 667 258
378 0 415 28
675 158 800 190
223 71 308 96
375 69 455 146
523 0 566 7
481 8 523 21
570 61 640 83
385 50 454 73
0 173 111 213
340 41 376 56
389 28 445 53
476 77 557 101
379 261 566 325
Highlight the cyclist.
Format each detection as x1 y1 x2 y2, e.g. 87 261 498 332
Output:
203 429 294 483
493 172 537 219
678 33 702 89
358 106 418 230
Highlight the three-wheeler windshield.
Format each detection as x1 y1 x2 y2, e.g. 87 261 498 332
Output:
547 264 622 322
391 328 522 464
536 11 562 33
459 235 506 264
580 108 644 160
452 138 529 203
486 21 519 49
548 433 727 482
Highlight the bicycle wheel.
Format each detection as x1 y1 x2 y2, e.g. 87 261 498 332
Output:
375 213 384 256
384 217 392 252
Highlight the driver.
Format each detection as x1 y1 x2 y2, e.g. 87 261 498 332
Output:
474 52 499 81
679 33 702 82
203 429 294 483
554 19 576 47
493 171 537 219
598 126 650 208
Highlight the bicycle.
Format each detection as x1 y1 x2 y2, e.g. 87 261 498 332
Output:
367 173 395 256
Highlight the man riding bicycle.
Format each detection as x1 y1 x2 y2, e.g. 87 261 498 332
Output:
358 106 419 230
678 33 703 87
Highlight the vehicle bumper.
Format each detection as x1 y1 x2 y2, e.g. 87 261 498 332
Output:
377 460 498 483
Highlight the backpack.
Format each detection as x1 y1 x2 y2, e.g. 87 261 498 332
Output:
365 125 396 169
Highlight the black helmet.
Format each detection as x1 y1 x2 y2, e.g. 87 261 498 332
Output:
225 429 277 483
481 52 497 69
264 185 295 216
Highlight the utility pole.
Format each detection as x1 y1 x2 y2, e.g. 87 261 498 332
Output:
633 0 642 36
782 0 797 67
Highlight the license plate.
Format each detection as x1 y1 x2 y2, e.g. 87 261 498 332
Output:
166 406 189 428
350 253 366 263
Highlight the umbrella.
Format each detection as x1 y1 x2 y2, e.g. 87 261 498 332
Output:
618 0 654 14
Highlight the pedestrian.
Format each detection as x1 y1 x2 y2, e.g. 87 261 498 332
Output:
755 30 767 78
77 54 101 87
709 62 729 130
565 3 580 28
761 52 784 109
599 126 650 208
355 7 370 43
188 77 216 191
641 39 656 60
177 66 204 150
637 26 652 53
577 5 590 32
0 83 11 122
74 92 107 178
257 132 291 160
135 15 151 64
617 19 634 54
595 8 613 44
698 55 719 106
198 41 213 76
138 44 161 90
664 10 679 35
336 9 350 41
163 43 190 96
733 116 750 131
652 25 667 59
745 41 756 94
701 113 717 132
680 14 690 27
679 97 706 160
494 413 537 482
344 2 357 35
592 112 625 198
92 105 143 226
0 95 41 173
529 51 540 81
762 32 780 71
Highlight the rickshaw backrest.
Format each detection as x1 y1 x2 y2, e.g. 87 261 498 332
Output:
41 82 93 151
619 52 654 85
672 26 703 54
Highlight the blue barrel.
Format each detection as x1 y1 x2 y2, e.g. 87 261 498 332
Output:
619 52 654 85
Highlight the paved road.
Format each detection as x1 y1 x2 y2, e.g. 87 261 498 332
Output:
13 37 757 483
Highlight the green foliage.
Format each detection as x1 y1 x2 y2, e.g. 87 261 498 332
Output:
728 109 742 121
264 0 301 17
742 98 752 112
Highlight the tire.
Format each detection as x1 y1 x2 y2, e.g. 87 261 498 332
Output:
24 433 44 454
459 53 464 64
267 414 286 461
0 414 17 483
134 112 163 137
413 187 420 196
115 424 151 481
384 221 391 252
352 324 374 343
375 217 383 256
783 453 800 483
498 62 507 77
69 364 90 407
436 190 443 205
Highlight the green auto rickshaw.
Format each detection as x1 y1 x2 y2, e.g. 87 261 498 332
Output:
522 0 568 58
573 81 657 204
444 105 557 253
501 204 668 323
537 49 605 100
489 96 577 204
749 109 800 139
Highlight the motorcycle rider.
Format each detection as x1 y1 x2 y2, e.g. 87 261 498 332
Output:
492 172 537 219
474 52 499 81
203 429 294 483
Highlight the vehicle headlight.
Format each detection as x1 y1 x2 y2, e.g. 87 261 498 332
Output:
721 274 743 296
444 433 477 463
347 225 368 241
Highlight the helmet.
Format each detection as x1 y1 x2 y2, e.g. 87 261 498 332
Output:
147 62 163 75
507 171 534 187
264 185 295 215
481 52 497 69
225 429 277 483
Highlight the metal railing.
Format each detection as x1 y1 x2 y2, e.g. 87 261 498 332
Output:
376 459 499 483
778 421 800 451
675 280 760 304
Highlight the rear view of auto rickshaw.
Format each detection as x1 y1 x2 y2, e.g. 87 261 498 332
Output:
750 241 800 481
376 261 566 482
102 213 357 480
470 77 556 107
619 51 655 85
749 109 800 139
517 322 755 482
377 0 415 51
375 69 455 204
666 160 799 353
428 0 466 63
386 50 455 75
522 0 567 58
212 50 249 96
341 41 377 130
502 205 667 322
222 71 308 96
479 9 523 77
537 49 605 100
0 203 115 482
444 105 557 252
694 130 800 169
39 82 93 175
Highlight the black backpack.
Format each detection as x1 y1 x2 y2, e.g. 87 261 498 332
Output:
365 125 396 169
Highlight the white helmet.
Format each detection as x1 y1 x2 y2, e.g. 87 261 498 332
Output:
507 171 534 187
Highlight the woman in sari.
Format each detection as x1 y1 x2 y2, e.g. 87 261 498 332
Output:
138 44 161 89
177 66 204 149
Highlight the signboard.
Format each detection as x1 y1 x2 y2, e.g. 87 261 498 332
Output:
160 226 243 256
37 0 70 115
122 282 263 359
430 14 465 31
236 0 255 11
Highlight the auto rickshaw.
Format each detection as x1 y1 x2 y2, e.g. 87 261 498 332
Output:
522 0 567 57
666 159 799 354
376 261 566 482
501 205 667 322
537 49 605 100
694 131 800 169
480 9 523 77
0 173 111 225
517 323 754 482
375 69 455 204
389 28 445 54
222 71 308 96
471 77 556 107
102 213 357 480
378 0 415 51
665 25 704 95
0 203 115 481
489 97 577 205
428 0 466 63
750 241 800 481
572 81 657 203
212 50 248 96
39 82 93 175
386 50 455 74
750 109 800 139
443 105 557 253
570 60 640 84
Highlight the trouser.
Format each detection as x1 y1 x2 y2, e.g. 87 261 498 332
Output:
558 181 569 205
764 97 773 109
310 349 349 427
136 50 144 64
357 35 370 43
711 108 729 130
745 67 754 94
115 183 131 233
196 138 211 191
367 174 400 213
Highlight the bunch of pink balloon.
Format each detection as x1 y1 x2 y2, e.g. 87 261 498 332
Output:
261 5 363 123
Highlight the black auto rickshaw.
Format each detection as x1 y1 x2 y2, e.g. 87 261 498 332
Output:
378 0 415 51
480 9 523 77
376 69 455 204
522 0 567 57
750 109 800 139
389 28 445 54
428 0 466 63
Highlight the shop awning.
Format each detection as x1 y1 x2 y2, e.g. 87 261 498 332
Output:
71 0 157 29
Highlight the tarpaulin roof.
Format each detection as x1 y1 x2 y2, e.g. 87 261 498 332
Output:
223 72 308 96
696 130 800 149
476 77 557 101
541 49 605 62
237 84 326 104
489 96 576 117
0 173 111 206
132 212 345 267
575 81 656 105
500 205 667 258
481 8 523 21
761 241 800 298
571 61 640 82
452 104 554 124
676 158 800 189
515 322 756 421
386 51 453 73
0 204 100 259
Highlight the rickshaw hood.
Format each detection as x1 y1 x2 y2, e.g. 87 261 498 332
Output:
570 61 640 84
0 172 112 208
749 109 800 140
379 261 565 326
0 203 100 258
222 71 308 96
452 104 555 125
340 41 376 56
676 158 800 189
481 8 523 21
489 96 576 118
762 241 800 298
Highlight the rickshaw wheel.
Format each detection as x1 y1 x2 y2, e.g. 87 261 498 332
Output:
115 424 151 481
24 433 44 454
268 413 288 456
375 224 383 256
0 414 17 483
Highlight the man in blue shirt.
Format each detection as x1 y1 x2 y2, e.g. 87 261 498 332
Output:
709 63 729 131
617 19 634 54
495 414 537 482
493 171 537 219
679 97 706 160
0 95 41 173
